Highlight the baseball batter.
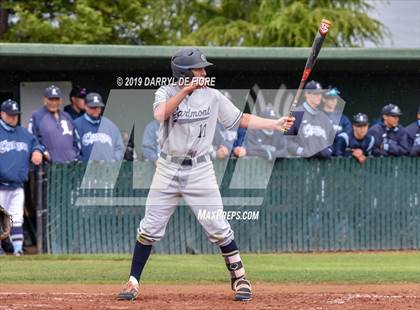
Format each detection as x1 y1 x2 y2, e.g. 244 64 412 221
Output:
117 48 294 302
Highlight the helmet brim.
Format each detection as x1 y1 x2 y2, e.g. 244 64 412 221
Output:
175 61 214 69
384 112 403 117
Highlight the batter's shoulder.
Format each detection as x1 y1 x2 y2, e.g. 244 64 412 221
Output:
155 83 179 97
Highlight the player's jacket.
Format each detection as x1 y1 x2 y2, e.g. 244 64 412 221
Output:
334 131 375 157
243 129 286 160
324 111 352 158
405 120 420 156
286 102 335 158
142 120 160 161
74 114 124 162
64 104 84 120
324 111 352 136
0 120 43 189
28 107 79 163
368 122 410 156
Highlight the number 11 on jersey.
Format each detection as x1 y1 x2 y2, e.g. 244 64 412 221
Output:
198 124 207 138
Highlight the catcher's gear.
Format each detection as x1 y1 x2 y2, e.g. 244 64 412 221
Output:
0 206 12 241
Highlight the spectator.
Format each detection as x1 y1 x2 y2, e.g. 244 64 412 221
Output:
74 92 125 162
369 104 410 157
286 80 335 158
211 122 236 160
28 85 80 163
0 99 43 255
405 106 420 156
64 86 87 120
141 120 160 162
334 113 375 163
241 106 286 160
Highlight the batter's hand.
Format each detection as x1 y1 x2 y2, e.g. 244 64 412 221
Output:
275 116 295 131
182 79 207 94
234 146 247 158
216 145 229 159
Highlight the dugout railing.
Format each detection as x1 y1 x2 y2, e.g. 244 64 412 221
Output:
43 157 419 254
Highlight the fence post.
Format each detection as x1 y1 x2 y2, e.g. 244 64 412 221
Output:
36 163 45 254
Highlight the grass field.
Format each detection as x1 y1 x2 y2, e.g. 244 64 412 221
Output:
0 252 419 284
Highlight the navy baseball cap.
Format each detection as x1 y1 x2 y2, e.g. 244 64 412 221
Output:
70 86 87 99
352 113 369 126
1 99 20 115
324 86 340 98
44 85 62 98
381 103 402 116
85 92 104 107
304 80 324 93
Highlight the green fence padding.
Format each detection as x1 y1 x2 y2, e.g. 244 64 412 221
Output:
45 158 420 254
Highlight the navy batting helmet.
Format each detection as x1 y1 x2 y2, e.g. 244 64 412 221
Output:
352 113 369 126
381 103 402 116
171 48 213 79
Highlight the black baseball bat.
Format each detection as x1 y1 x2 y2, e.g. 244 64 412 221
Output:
287 19 332 116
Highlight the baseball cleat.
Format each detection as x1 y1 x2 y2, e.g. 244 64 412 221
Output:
232 277 252 301
117 280 139 301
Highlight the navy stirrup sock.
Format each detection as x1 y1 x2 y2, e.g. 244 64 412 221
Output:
130 241 152 282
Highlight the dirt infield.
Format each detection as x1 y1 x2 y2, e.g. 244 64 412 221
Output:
0 283 419 310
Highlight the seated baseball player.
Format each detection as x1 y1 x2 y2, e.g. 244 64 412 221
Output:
74 92 125 162
334 113 375 163
368 104 410 157
404 106 420 156
117 48 294 302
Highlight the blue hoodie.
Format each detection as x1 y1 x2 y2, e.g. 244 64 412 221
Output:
0 120 43 189
74 114 124 162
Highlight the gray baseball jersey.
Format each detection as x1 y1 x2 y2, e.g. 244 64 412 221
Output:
136 84 242 247
154 84 242 157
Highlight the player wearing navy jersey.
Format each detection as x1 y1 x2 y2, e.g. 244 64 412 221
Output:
334 113 375 163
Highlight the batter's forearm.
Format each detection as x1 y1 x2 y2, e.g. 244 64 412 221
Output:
239 113 276 130
154 89 189 121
